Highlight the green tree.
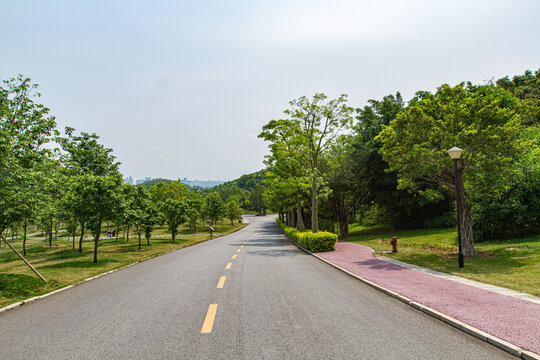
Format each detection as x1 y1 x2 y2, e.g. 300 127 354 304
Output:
250 185 265 216
259 93 353 232
0 75 57 244
58 127 121 259
203 192 226 227
148 180 189 203
378 83 524 256
143 203 160 246
160 198 188 242
351 92 451 230
187 194 203 232
131 185 155 250
496 69 539 124
65 175 121 262
58 127 119 177
226 200 242 226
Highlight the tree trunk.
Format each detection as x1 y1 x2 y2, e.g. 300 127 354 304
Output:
126 226 130 243
146 234 150 246
461 205 474 257
49 218 53 247
72 228 76 249
296 200 305 231
337 199 349 238
122 227 125 241
79 222 85 253
339 212 349 238
93 218 101 263
311 173 318 233
23 218 28 256
137 226 141 251
457 170 475 257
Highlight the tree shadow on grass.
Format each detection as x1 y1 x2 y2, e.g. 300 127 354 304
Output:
390 251 534 275
39 258 119 270
0 273 56 299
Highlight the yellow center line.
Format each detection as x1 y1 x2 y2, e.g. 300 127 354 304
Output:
225 262 232 270
232 254 237 259
201 304 218 333
241 245 244 248
236 249 241 253
217 276 227 288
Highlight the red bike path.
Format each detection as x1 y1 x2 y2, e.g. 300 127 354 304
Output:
316 242 540 357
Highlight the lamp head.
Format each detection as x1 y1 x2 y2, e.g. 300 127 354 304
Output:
447 147 463 160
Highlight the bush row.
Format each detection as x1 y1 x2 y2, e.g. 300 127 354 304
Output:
277 220 337 252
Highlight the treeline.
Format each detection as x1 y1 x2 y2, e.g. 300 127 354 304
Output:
0 75 242 263
259 69 539 257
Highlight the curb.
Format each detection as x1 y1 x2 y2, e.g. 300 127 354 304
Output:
0 223 251 316
278 227 539 360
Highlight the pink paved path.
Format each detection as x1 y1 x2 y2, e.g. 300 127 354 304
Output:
317 242 540 355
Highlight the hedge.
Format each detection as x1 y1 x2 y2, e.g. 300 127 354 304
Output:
277 220 337 252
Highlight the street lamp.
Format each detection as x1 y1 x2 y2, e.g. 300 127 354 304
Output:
447 147 464 268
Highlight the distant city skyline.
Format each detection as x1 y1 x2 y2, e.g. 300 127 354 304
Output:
123 176 226 188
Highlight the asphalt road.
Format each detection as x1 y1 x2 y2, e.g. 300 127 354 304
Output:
1 215 512 359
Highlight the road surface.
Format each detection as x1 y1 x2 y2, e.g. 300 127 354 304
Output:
0 215 512 359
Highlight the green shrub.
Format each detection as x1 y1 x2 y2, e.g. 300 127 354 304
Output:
277 220 337 252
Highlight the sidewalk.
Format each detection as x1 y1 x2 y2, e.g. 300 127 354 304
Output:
316 242 540 358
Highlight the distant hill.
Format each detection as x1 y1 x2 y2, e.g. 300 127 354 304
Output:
209 169 266 192
140 178 172 189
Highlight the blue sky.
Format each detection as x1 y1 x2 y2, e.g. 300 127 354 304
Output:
1 0 539 181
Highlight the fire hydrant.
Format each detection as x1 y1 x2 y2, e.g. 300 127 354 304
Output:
390 236 398 253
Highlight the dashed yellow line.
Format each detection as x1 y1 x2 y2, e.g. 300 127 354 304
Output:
236 249 241 253
217 276 227 288
225 262 232 270
201 304 218 333
232 254 237 259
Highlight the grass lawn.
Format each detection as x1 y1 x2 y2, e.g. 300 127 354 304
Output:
0 220 246 308
346 224 540 297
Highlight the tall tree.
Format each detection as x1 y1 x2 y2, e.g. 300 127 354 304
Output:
378 83 524 256
203 192 226 227
187 194 203 232
130 185 158 250
352 92 450 230
160 198 188 243
226 200 242 226
259 93 353 232
0 75 57 239
58 127 121 260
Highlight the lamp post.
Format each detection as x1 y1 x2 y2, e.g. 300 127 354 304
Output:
447 147 464 268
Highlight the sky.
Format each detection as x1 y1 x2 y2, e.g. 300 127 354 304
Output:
1 0 539 181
